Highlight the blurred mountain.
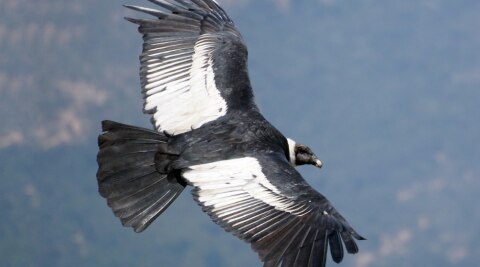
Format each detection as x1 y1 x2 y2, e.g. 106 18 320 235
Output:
1 0 479 266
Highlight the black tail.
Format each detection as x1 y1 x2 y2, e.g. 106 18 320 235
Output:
96 120 185 232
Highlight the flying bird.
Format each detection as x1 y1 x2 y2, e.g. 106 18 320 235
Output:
96 0 364 266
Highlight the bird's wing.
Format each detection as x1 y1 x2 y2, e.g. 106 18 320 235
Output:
125 0 256 135
182 153 364 267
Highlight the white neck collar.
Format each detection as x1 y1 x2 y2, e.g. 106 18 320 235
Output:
287 138 296 166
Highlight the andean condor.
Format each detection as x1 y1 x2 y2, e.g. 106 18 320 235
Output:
97 1 364 266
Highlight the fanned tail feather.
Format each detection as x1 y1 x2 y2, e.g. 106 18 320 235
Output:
97 120 185 232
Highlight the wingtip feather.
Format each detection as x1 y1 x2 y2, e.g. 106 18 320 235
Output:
328 231 344 263
352 231 367 240
124 16 142 24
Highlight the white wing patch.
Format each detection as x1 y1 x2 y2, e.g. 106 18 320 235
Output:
182 157 311 217
189 35 228 130
142 35 227 135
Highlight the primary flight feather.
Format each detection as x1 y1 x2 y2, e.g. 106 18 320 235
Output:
96 1 364 266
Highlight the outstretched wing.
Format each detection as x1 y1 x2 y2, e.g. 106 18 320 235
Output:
182 153 364 267
126 0 256 135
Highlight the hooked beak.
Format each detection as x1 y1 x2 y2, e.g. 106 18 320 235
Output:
313 156 323 168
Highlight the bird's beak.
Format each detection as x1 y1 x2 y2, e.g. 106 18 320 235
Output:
313 157 323 168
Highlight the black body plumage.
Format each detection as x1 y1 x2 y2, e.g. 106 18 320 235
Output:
96 1 364 266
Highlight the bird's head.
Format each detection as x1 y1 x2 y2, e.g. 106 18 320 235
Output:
287 138 323 168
